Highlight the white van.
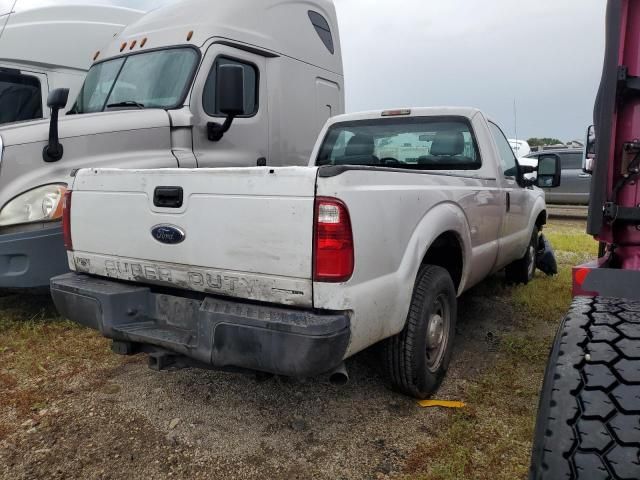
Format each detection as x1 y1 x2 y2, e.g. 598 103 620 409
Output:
0 4 143 125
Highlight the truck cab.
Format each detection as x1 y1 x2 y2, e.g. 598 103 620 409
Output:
0 0 344 289
0 4 143 125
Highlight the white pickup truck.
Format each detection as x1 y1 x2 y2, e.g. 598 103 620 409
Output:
51 107 561 398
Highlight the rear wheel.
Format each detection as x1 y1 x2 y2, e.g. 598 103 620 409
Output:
530 297 640 479
506 227 539 284
383 265 457 399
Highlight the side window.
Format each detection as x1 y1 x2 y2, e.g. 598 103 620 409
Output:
489 122 518 178
203 57 258 117
308 11 335 54
0 71 42 124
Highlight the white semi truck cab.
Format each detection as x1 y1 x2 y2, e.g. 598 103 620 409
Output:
0 4 143 125
0 0 344 289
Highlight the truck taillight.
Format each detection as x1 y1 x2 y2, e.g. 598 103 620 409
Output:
314 197 354 283
62 191 72 251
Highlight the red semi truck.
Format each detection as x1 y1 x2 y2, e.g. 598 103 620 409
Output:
529 1 640 479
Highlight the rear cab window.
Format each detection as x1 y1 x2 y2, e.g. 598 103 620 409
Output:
316 116 481 170
0 70 42 124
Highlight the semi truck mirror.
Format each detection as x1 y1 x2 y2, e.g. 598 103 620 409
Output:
207 65 245 142
583 124 596 174
42 88 70 163
535 154 562 188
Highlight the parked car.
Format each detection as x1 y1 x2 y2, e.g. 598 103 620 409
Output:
0 4 143 125
509 139 531 157
50 107 561 398
525 148 590 205
0 0 344 290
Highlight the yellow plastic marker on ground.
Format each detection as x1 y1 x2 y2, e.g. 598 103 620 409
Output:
418 400 466 409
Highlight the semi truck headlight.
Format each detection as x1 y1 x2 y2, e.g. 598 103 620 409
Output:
0 184 68 227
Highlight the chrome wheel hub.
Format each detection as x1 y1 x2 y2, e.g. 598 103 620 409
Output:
427 314 444 349
425 294 450 372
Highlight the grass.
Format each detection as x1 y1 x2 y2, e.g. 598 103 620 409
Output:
0 218 597 479
0 294 127 436
403 219 598 480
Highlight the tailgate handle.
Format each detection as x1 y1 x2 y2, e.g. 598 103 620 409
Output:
154 186 183 208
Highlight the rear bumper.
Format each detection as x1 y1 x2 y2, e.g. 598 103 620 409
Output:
50 273 351 377
0 224 68 289
573 261 640 301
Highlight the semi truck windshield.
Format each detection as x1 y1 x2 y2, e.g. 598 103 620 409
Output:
72 48 199 114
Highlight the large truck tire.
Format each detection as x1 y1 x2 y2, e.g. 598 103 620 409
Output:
529 296 640 480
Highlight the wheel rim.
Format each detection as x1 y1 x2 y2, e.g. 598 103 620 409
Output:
426 293 450 372
527 244 536 279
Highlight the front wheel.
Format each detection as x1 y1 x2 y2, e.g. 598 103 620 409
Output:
383 265 457 399
506 227 539 284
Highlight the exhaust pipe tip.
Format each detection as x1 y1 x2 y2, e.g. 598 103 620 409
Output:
329 363 349 386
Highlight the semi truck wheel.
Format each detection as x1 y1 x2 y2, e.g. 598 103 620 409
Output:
383 265 457 399
506 227 539 284
530 296 640 480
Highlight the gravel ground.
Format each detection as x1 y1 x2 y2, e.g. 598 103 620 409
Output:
0 288 522 480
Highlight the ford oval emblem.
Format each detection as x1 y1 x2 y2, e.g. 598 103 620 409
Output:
151 225 186 245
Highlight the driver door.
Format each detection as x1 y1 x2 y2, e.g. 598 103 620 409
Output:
489 122 535 269
190 44 268 168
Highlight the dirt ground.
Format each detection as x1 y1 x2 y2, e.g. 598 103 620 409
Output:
0 220 594 480
0 290 540 480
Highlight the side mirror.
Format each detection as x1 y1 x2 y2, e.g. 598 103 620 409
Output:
535 153 562 188
583 124 596 174
42 88 70 162
207 65 245 142
47 88 69 110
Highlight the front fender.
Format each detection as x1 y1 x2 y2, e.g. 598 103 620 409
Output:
530 194 547 230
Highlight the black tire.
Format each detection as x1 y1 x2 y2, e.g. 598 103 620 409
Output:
530 296 640 480
506 227 539 284
383 265 457 399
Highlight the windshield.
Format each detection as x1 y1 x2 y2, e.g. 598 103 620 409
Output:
71 48 199 114
317 116 481 170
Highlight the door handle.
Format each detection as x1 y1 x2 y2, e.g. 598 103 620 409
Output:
506 192 511 212
154 186 183 208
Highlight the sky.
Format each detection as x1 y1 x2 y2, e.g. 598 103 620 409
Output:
2 0 607 142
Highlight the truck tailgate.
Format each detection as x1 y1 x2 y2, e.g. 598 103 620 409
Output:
69 167 319 307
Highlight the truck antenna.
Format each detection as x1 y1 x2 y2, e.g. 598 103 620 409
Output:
513 98 518 147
